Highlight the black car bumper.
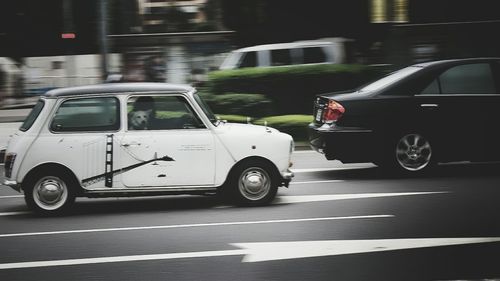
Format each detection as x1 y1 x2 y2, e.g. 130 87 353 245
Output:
308 123 375 163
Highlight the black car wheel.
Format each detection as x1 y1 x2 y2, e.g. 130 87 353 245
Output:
394 133 433 172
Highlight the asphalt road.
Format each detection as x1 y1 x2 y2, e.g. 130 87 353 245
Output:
0 151 499 281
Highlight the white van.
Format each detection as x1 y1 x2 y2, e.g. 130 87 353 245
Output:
219 38 353 70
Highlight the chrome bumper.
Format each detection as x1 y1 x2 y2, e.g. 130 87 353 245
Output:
280 169 294 187
3 180 21 192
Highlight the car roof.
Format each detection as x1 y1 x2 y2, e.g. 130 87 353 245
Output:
233 40 338 53
44 83 194 98
414 57 500 68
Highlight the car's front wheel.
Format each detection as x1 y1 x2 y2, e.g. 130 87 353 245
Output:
23 171 77 215
226 160 278 206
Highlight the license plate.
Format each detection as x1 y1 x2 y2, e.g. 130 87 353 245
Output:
315 109 322 122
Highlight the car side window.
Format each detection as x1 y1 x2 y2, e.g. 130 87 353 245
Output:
239 51 257 68
271 49 292 66
303 47 327 64
420 63 496 95
127 95 205 130
50 97 120 132
420 79 440 95
439 63 496 94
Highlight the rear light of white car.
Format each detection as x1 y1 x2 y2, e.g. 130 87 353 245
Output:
4 153 16 178
323 100 345 124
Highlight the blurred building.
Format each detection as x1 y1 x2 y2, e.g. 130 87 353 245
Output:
2 0 500 97
111 0 232 85
367 0 500 66
138 0 208 33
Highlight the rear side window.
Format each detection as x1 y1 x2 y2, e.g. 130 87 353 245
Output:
20 100 45 132
303 47 326 64
438 63 495 95
50 97 120 132
271 49 292 66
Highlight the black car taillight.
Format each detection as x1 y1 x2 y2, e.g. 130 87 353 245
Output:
4 153 16 178
323 100 345 124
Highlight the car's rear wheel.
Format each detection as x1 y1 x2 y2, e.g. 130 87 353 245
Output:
226 160 278 206
394 133 433 172
24 171 77 215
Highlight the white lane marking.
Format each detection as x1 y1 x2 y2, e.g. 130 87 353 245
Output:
292 150 317 154
291 166 374 173
236 237 500 262
0 195 23 199
0 191 448 217
0 211 29 217
276 191 449 204
0 249 248 270
290 180 344 185
0 215 393 239
1 237 499 269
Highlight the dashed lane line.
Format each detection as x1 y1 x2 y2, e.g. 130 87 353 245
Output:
0 191 450 217
275 191 450 204
0 214 394 238
0 195 23 199
0 211 29 217
291 166 374 173
291 180 344 184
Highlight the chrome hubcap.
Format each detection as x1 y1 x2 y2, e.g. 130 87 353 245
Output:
238 167 271 201
33 176 68 210
396 134 432 171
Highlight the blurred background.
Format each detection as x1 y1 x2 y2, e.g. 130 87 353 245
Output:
0 0 499 140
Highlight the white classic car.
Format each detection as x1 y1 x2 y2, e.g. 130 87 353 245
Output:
3 83 294 215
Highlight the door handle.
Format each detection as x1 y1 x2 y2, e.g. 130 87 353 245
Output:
121 142 141 147
420 103 439 108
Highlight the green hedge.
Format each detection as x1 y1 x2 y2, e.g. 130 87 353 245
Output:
207 64 384 115
207 93 273 117
218 114 312 141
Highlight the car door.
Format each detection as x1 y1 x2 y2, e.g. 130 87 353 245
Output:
46 96 121 189
481 61 500 160
117 94 215 188
415 62 497 161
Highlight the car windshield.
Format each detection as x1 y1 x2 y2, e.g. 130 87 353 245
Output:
193 92 219 126
358 66 422 92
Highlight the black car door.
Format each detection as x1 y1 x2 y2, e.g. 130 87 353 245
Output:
415 62 497 162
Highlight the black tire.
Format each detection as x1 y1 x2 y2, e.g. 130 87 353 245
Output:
378 132 435 174
225 160 279 206
23 170 77 215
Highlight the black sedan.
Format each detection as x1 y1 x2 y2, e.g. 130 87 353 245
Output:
308 58 500 173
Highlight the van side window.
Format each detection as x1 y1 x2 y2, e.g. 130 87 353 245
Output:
239 51 257 68
50 97 120 132
271 49 292 66
303 47 327 64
